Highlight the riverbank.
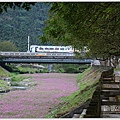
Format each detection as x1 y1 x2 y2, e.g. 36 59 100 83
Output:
0 66 114 118
46 67 102 118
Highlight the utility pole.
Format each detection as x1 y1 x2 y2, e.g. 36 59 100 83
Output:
27 36 30 52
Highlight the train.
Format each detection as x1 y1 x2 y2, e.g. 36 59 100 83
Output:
0 45 88 59
30 45 75 53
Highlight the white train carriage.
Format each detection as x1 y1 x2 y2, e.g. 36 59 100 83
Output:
30 45 74 53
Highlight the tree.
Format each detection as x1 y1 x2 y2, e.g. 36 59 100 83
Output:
0 2 36 14
0 41 18 51
41 2 120 67
0 3 50 51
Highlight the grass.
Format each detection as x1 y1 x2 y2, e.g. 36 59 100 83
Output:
45 66 102 118
10 74 29 82
115 68 120 71
0 80 10 91
0 66 9 78
0 66 11 91
17 66 39 74
0 66 31 86
9 73 31 86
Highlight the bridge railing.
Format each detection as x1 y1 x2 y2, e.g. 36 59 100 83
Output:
0 52 75 57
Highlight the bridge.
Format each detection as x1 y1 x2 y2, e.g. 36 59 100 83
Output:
0 58 93 64
0 52 93 64
0 52 75 59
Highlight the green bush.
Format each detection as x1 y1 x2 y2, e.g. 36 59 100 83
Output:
64 66 77 73
0 80 10 90
10 75 28 82
58 68 65 73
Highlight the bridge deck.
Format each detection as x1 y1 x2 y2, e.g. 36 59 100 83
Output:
0 52 93 64
0 58 92 64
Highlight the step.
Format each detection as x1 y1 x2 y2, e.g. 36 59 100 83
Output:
101 82 120 84
102 88 120 90
102 113 120 118
102 101 120 105
79 109 87 118
72 114 80 118
101 91 120 96
83 114 98 118
101 111 120 114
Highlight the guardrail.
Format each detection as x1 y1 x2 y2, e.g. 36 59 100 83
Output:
0 52 77 60
0 52 75 57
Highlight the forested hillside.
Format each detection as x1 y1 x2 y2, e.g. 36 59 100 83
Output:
0 2 50 52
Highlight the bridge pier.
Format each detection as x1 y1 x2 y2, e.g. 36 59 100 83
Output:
48 64 54 73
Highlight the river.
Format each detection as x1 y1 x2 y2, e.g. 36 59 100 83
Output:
0 73 78 118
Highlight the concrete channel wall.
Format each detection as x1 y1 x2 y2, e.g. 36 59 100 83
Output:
61 65 117 118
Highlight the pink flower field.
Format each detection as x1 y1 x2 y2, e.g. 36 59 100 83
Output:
0 73 78 118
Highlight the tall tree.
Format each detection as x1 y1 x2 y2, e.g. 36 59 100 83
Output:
0 41 18 51
42 2 120 64
0 2 36 14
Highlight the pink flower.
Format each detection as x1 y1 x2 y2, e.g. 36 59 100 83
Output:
0 73 78 118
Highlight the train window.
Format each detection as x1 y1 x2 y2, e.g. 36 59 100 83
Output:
50 48 54 50
65 48 67 50
45 48 49 50
39 47 44 50
35 47 38 52
60 48 64 50
55 48 59 50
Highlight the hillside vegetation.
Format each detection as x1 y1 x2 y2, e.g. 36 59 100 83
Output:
45 67 102 118
0 2 50 52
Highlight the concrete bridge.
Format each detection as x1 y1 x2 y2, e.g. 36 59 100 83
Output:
0 58 93 64
0 52 75 59
0 52 93 64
